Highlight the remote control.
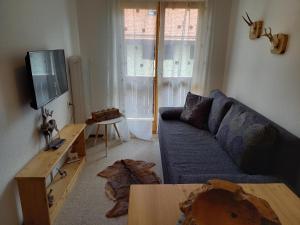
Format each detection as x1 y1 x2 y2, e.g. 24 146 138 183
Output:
49 138 65 150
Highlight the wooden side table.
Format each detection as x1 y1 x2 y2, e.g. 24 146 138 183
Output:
128 183 300 225
94 117 123 157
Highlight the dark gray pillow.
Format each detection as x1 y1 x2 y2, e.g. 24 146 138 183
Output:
160 107 183 120
216 104 278 174
208 90 233 134
180 92 213 129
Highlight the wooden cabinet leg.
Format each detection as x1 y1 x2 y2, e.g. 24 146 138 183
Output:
113 123 121 139
18 178 51 225
73 130 86 157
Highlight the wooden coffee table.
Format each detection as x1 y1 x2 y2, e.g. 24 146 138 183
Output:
128 184 300 225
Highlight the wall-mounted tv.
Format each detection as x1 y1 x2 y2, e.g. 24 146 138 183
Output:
25 49 68 110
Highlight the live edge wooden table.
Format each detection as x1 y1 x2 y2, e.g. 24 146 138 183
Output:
128 184 300 225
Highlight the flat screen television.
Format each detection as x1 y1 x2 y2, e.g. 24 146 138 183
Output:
25 49 68 110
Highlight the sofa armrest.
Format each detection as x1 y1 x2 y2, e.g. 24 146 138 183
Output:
178 174 280 184
159 107 184 120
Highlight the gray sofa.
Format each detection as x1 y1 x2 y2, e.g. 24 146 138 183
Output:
158 90 300 195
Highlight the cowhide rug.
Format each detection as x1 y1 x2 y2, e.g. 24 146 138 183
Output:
98 159 161 218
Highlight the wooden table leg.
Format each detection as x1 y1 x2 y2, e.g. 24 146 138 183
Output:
113 123 121 139
105 124 108 157
94 124 100 145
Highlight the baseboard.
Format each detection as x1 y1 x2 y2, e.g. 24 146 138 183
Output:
89 134 104 138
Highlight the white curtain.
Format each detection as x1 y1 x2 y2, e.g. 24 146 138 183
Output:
191 0 215 96
158 1 210 108
107 1 157 140
106 0 213 140
158 2 197 107
106 0 129 141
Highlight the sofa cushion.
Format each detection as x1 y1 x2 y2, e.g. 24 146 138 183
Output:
160 107 183 120
216 104 278 174
180 92 213 129
158 119 241 183
208 90 233 134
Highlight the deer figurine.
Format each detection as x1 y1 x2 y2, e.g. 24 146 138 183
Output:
242 11 263 39
262 27 288 54
41 108 60 147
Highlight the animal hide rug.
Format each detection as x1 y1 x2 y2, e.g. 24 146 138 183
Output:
98 159 161 218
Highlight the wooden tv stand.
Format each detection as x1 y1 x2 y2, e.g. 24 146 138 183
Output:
15 123 86 225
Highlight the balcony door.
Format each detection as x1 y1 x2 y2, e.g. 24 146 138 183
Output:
122 2 202 137
156 2 201 132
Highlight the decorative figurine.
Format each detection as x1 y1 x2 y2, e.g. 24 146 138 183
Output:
41 108 63 150
41 108 54 146
47 189 54 208
57 168 67 178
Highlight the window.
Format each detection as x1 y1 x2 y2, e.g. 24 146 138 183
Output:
121 2 203 133
162 7 198 78
124 8 157 77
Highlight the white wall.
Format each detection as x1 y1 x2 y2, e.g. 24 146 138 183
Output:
0 0 80 224
223 0 300 137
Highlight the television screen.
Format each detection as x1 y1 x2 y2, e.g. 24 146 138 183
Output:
25 49 68 109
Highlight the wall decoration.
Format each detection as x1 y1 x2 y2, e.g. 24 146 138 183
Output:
242 12 263 39
262 27 288 54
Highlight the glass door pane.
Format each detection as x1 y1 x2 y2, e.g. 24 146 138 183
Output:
123 6 157 139
123 8 157 119
124 8 156 78
159 3 200 107
163 7 198 78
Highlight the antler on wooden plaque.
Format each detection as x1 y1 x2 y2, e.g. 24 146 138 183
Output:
262 27 288 54
242 11 263 39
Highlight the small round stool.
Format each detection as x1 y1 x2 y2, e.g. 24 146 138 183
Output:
94 117 123 157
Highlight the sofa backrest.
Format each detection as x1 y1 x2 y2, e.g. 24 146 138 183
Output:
208 90 233 134
228 97 300 195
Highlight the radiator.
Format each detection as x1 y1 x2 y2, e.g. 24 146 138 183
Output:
68 56 87 123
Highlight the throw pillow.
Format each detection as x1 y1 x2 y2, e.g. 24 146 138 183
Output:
160 107 183 120
180 92 213 129
208 90 233 134
216 104 278 174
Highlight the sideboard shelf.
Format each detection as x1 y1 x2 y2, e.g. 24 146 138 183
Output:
47 156 85 221
15 123 86 225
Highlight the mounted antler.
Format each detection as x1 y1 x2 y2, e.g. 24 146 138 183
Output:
242 11 253 26
242 12 263 39
262 27 280 48
242 12 288 54
262 27 288 54
262 27 275 43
